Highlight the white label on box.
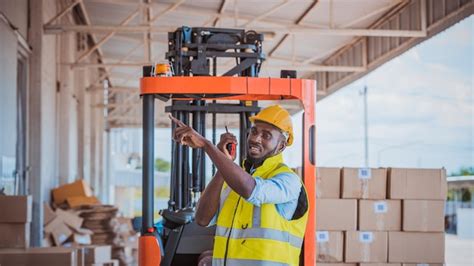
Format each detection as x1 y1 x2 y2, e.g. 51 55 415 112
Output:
358 168 371 179
374 201 388 213
359 232 373 243
316 231 329 243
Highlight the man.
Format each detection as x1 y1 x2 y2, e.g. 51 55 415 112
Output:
170 105 308 266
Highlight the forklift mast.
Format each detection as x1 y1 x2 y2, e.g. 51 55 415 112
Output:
140 26 316 266
163 26 265 212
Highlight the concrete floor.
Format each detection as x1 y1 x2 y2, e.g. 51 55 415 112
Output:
446 234 474 266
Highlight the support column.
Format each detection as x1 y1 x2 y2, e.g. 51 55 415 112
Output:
28 0 44 247
58 32 77 184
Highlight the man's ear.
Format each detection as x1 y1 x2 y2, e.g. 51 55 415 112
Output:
277 138 287 154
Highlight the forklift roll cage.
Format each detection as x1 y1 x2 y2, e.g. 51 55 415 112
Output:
139 26 316 266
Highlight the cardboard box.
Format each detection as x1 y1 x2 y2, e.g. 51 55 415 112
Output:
0 223 30 248
388 232 444 263
403 200 445 232
42 233 54 247
316 231 343 262
84 245 112 264
359 200 401 231
44 202 57 225
44 215 63 234
51 219 73 246
342 168 387 199
56 208 84 231
0 195 32 223
316 167 341 198
52 180 93 205
359 262 402 266
317 264 357 266
316 199 357 230
67 196 100 208
402 263 444 266
89 259 119 266
388 168 447 200
0 247 79 266
345 231 388 263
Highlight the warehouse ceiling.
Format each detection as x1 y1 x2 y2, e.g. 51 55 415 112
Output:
44 0 473 128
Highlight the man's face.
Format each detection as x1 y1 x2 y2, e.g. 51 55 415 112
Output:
246 121 286 163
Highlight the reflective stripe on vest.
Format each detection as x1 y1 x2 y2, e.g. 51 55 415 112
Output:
215 225 303 249
213 258 290 266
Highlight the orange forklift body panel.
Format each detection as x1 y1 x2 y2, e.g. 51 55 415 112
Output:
139 235 161 266
140 76 317 266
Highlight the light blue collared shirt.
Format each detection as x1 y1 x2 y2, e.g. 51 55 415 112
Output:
207 171 301 226
246 171 301 220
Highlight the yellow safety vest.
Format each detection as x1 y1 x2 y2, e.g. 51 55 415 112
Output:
212 153 308 266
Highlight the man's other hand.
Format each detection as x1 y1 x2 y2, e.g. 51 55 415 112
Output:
217 132 238 160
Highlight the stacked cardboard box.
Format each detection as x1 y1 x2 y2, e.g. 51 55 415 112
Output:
0 195 32 248
387 168 446 264
316 167 355 264
316 167 446 265
80 205 137 265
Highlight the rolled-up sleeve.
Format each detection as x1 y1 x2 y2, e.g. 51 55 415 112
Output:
246 172 301 206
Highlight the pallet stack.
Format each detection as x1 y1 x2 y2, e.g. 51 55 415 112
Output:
80 205 137 265
316 167 446 266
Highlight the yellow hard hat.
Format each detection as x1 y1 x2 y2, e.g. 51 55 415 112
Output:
249 105 294 146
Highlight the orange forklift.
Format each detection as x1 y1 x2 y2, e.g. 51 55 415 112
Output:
139 26 316 266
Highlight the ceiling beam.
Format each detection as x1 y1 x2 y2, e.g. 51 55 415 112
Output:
96 102 139 108
44 0 82 26
150 0 186 24
64 61 366 73
45 24 427 37
269 0 318 57
87 85 138 92
212 0 228 27
75 8 139 63
78 1 330 29
241 0 294 27
339 0 403 28
76 0 113 85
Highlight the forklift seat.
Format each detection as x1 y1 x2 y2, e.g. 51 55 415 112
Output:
161 208 194 228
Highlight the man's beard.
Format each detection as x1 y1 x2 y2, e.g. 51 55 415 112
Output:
246 144 280 168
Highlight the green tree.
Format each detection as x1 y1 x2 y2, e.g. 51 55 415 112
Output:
155 158 171 172
450 166 474 176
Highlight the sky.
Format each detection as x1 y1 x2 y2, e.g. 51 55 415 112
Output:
313 16 473 175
